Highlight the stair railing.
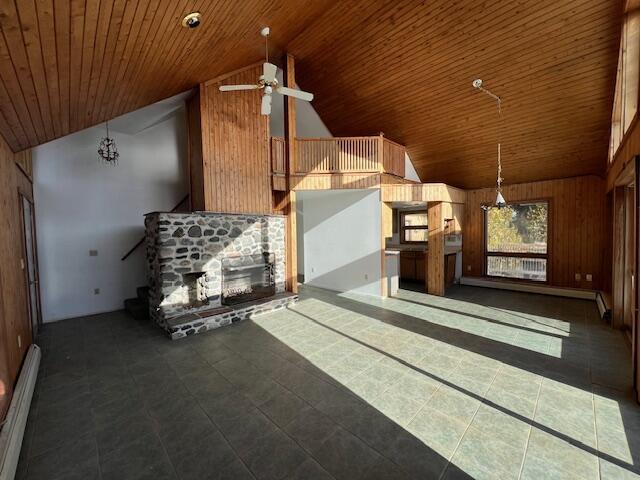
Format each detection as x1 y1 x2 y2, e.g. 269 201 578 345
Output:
121 194 190 261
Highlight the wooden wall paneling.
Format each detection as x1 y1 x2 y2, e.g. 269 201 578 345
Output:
186 90 205 211
381 183 466 204
199 64 272 214
284 54 298 293
427 202 445 296
15 150 33 180
0 136 34 419
291 173 383 191
463 175 609 290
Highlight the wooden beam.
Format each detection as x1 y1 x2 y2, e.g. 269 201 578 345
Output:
427 201 445 296
284 53 298 293
634 156 639 403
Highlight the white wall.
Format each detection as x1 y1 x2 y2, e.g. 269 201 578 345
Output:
34 104 188 322
300 190 382 296
405 153 421 182
269 71 332 138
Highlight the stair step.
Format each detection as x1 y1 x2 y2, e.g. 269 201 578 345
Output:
137 286 150 301
124 297 149 321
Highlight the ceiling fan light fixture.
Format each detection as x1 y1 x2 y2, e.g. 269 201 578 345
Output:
181 12 201 29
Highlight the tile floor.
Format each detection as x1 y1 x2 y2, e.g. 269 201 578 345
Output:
17 285 640 480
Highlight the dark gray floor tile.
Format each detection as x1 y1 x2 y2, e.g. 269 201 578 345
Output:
284 408 340 455
100 434 177 480
169 430 239 480
156 406 218 454
219 407 278 457
259 388 312 427
25 434 98 480
96 414 158 456
34 377 90 406
241 428 308 480
30 408 95 458
199 390 255 426
92 394 147 428
36 369 87 392
90 376 141 408
313 427 383 480
212 456 256 480
284 457 334 480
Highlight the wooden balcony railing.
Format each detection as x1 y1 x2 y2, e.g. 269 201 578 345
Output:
270 134 406 178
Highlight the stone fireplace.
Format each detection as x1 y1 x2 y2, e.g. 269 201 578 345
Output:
145 212 296 339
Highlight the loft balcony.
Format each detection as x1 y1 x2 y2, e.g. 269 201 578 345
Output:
271 134 413 190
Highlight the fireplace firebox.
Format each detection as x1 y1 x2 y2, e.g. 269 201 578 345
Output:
221 253 275 306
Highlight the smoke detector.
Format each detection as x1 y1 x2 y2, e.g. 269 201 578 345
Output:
182 12 201 28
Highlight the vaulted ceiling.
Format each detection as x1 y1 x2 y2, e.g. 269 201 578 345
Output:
288 0 623 188
0 0 622 188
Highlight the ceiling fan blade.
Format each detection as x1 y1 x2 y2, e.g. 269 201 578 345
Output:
276 86 314 102
261 93 272 115
263 62 277 83
218 84 260 92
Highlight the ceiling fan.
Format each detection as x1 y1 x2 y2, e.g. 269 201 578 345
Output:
218 27 314 115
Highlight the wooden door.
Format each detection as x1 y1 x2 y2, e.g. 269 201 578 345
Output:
20 194 41 338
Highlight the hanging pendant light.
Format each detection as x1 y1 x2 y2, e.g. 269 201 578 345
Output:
473 79 506 210
97 121 119 166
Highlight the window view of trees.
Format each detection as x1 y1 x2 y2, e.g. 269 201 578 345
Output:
486 202 548 281
487 203 548 253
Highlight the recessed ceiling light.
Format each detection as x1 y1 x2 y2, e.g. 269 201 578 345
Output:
182 12 201 29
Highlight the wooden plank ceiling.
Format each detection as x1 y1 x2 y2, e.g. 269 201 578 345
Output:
0 0 622 188
288 0 623 188
0 0 333 152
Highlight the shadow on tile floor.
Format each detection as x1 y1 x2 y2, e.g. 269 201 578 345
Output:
16 285 640 480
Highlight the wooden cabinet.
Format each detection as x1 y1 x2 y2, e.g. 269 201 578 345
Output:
415 254 425 282
400 252 416 280
400 251 427 282
445 254 456 287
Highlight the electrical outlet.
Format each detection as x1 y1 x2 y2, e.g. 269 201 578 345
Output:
17 335 21 349
586 274 592 282
89 250 98 256
575 273 581 281
467 265 471 271
364 273 369 280
94 288 100 295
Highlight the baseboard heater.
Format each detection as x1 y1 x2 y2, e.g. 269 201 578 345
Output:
596 291 612 323
459 277 597 300
0 344 40 480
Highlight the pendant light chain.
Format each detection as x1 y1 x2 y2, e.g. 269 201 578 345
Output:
496 96 503 194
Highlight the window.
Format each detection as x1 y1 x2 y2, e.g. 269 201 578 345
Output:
485 201 548 282
609 8 640 163
400 211 428 243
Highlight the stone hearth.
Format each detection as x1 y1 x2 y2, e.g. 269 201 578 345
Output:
145 211 295 339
